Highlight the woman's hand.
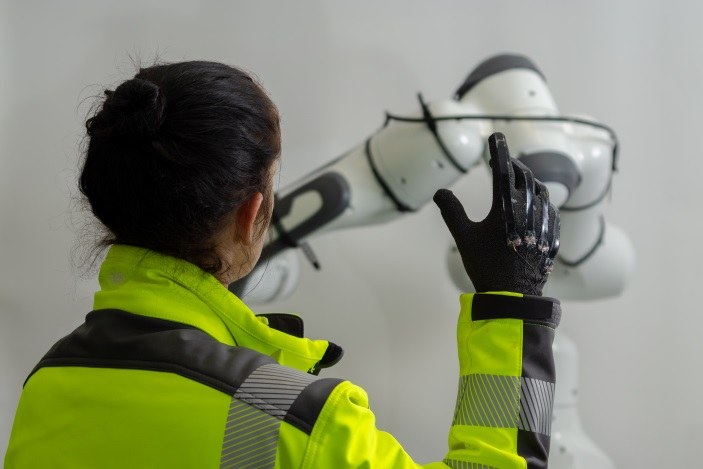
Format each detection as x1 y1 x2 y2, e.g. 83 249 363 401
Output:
434 132 560 296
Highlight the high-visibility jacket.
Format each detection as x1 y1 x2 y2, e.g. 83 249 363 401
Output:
5 245 561 468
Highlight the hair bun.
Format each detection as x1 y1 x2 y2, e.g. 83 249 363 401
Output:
97 78 166 140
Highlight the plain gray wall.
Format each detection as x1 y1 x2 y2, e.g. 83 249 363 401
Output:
2 1 700 467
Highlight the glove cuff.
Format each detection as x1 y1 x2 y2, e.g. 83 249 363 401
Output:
471 292 561 329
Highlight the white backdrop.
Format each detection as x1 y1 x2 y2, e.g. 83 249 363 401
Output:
2 1 701 467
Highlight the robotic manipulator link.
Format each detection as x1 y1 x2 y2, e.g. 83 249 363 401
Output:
230 54 634 303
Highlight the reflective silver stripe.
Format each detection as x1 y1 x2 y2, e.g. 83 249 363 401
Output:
220 364 322 468
517 377 555 436
220 398 279 469
452 374 554 436
443 459 497 469
234 364 318 419
453 374 521 428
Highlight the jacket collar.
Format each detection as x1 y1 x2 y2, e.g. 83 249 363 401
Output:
93 245 340 374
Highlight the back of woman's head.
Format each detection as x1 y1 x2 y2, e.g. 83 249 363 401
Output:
80 61 280 274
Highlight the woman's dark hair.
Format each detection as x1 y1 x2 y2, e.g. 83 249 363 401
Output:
80 61 280 275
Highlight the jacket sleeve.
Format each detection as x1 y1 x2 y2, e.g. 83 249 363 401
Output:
299 292 561 469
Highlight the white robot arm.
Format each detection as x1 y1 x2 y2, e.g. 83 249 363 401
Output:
231 54 634 303
233 54 630 469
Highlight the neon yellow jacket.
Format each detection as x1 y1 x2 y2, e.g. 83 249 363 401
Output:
5 245 560 468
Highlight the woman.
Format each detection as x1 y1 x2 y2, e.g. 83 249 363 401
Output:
5 61 561 468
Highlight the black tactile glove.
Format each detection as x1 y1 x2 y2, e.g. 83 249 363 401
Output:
434 132 560 296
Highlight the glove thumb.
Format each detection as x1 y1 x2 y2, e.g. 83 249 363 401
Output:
433 189 472 247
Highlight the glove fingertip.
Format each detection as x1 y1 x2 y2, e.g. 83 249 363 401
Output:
434 188 475 228
433 188 454 205
433 189 464 217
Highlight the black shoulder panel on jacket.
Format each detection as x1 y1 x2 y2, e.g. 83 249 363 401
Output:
285 377 344 433
28 310 270 395
28 309 344 434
